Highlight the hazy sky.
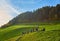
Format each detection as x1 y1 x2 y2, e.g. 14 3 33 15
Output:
0 0 60 26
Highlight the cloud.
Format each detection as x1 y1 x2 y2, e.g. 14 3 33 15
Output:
0 0 20 27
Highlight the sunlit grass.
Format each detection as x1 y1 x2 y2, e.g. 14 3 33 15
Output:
0 24 60 41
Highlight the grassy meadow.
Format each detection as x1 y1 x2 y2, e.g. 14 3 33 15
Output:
0 23 60 41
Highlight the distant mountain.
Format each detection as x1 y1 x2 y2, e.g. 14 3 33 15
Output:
1 4 60 28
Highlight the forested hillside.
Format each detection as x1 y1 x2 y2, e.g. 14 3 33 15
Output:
1 4 60 28
0 4 60 41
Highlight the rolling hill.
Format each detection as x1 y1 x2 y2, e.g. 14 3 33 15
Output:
0 4 60 41
18 30 60 41
1 4 60 28
0 24 60 41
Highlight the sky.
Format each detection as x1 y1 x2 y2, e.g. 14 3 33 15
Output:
0 0 60 27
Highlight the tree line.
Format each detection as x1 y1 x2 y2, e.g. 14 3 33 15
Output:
9 4 60 24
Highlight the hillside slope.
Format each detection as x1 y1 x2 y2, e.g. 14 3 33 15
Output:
0 4 60 41
18 30 60 41
0 25 37 41
0 24 60 41
9 4 60 24
1 4 60 28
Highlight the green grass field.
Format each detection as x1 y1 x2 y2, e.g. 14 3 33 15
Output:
0 24 60 41
19 30 60 41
